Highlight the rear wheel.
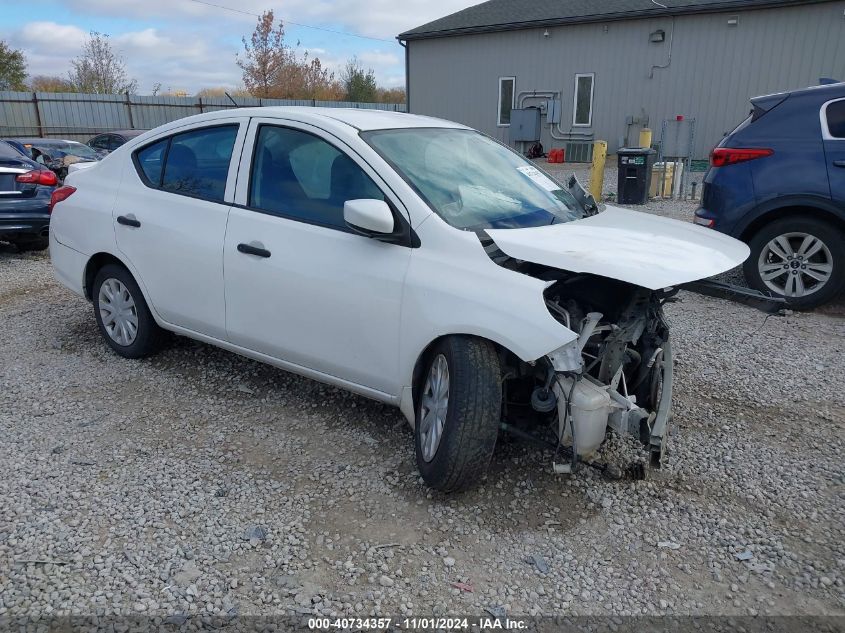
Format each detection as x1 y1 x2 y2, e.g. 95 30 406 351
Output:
415 336 502 493
13 237 49 252
744 217 845 310
92 264 165 358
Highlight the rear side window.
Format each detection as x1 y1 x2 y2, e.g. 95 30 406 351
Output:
136 139 167 186
826 100 845 138
162 126 237 201
90 135 109 150
133 124 238 203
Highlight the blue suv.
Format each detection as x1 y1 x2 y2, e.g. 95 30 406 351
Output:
695 82 845 309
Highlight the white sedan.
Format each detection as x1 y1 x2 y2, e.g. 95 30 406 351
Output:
49 108 748 491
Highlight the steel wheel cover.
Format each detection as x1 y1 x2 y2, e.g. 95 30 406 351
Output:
419 354 450 462
758 232 833 298
98 278 139 346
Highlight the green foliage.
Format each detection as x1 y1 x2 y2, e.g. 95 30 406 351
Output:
340 57 377 103
0 40 27 91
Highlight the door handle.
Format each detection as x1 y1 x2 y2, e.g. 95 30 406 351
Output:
833 160 845 168
117 215 141 227
237 243 271 258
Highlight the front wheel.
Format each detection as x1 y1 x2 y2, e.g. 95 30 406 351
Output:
744 217 845 310
415 336 502 493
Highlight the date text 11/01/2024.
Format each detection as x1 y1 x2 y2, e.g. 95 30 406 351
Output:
308 617 528 630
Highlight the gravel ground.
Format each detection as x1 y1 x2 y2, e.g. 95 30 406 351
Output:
1 185 844 621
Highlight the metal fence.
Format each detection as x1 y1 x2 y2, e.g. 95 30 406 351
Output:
0 92 408 142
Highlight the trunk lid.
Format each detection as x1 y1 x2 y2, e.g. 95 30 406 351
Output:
486 205 750 290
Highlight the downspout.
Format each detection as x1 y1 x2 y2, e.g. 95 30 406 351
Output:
398 38 409 112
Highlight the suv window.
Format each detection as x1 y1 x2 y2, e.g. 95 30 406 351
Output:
826 100 845 138
249 125 383 229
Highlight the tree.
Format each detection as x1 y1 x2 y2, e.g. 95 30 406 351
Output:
237 10 287 98
0 40 27 91
377 86 406 104
238 10 341 100
68 31 138 94
340 57 377 103
29 75 75 93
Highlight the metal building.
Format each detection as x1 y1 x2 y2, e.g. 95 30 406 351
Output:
398 0 845 159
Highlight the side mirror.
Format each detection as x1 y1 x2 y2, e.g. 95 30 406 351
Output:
344 199 394 235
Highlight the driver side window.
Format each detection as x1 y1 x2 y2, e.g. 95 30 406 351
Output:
248 125 383 230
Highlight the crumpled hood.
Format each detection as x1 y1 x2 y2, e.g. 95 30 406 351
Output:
486 205 750 290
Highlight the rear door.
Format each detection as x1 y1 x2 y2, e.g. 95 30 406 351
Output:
114 119 248 339
822 98 845 205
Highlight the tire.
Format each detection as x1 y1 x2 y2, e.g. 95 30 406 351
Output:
13 237 49 252
415 336 502 493
92 264 165 358
744 216 845 310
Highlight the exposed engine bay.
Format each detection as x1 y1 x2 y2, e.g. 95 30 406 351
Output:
486 243 675 476
476 175 779 477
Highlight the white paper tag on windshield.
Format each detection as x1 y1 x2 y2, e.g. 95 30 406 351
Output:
516 165 560 191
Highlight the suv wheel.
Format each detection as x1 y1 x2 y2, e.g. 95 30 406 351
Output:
415 336 502 493
744 217 845 309
92 264 166 358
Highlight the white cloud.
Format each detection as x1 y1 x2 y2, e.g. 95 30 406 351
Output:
2 0 477 93
62 0 477 39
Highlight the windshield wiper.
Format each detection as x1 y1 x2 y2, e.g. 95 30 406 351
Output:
566 175 600 216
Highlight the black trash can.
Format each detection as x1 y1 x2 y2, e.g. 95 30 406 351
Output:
617 148 657 205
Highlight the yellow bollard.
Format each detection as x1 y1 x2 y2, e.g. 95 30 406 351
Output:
639 128 653 149
589 140 607 201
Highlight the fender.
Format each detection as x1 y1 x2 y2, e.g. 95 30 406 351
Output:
734 194 845 239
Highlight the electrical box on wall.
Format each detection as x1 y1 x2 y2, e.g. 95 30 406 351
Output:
510 108 542 142
546 99 561 124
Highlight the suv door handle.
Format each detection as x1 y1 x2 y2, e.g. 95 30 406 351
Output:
237 243 271 258
117 215 141 227
833 160 845 168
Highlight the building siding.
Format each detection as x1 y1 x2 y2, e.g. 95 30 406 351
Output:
406 1 845 158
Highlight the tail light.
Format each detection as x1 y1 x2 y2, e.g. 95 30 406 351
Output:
49 186 76 214
710 147 773 167
16 169 59 186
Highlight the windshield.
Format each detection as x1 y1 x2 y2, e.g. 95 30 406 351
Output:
32 142 99 160
362 128 585 230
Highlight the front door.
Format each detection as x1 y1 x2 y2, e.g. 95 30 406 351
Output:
224 119 412 395
114 120 246 339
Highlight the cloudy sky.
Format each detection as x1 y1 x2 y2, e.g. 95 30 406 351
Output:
0 0 478 93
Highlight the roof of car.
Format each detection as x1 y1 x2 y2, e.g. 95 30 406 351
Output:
7 138 88 146
399 0 835 40
155 107 464 133
101 129 147 138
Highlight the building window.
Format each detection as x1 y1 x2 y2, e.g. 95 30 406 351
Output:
572 73 595 127
498 77 515 126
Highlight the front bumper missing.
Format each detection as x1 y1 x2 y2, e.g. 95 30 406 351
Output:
551 338 673 474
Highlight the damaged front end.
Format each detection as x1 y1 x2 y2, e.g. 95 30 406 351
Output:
543 278 675 472
483 234 677 475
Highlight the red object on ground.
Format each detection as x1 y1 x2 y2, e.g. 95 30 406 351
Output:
547 148 565 163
